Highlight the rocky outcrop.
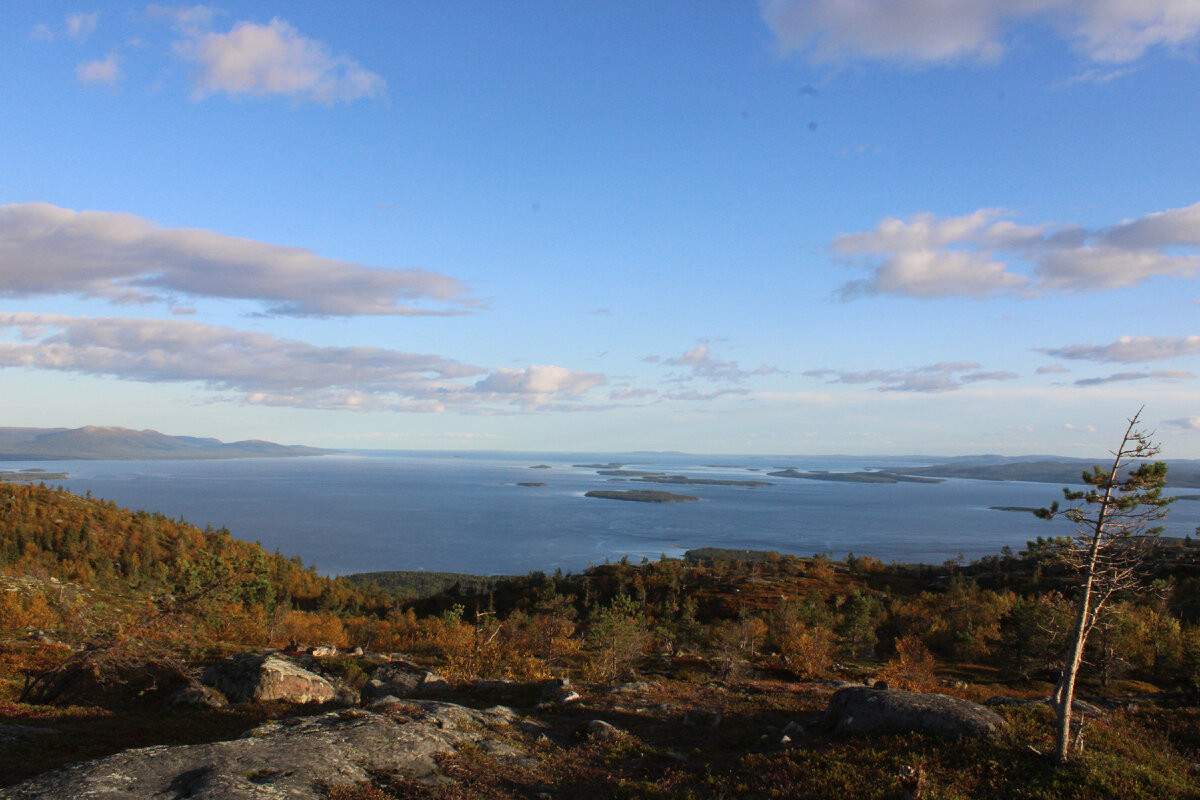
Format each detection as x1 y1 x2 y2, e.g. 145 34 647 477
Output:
360 660 450 702
200 652 335 705
821 687 1005 739
0 704 528 800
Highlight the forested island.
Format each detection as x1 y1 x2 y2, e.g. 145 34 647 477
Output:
584 489 701 503
768 468 944 484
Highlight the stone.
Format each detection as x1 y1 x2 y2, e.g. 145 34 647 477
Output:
582 719 622 741
201 652 336 705
306 645 337 658
822 687 1004 739
166 680 229 710
0 707 530 800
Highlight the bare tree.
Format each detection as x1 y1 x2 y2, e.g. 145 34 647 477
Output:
1035 409 1173 763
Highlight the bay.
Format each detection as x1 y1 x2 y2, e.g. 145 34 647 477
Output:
6 451 1197 576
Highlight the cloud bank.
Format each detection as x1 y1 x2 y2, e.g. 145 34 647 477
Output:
835 203 1200 300
804 361 1018 393
0 314 608 413
1039 336 1200 363
1074 370 1194 386
0 203 475 316
763 1 1200 65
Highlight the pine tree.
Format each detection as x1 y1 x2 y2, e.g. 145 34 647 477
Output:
1035 409 1173 763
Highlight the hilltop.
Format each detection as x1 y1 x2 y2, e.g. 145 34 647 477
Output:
0 479 1198 798
0 426 334 461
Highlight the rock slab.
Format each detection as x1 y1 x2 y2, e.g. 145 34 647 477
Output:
0 705 521 800
822 687 1004 739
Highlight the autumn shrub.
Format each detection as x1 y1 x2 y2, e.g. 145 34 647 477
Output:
777 624 836 679
877 634 937 691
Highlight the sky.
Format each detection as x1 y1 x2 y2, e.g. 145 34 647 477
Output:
2 1 1200 457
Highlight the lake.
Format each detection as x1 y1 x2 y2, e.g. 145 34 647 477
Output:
5 451 1197 576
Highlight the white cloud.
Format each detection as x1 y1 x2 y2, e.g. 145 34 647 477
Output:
835 201 1200 300
1074 370 1195 386
30 24 56 42
0 314 610 413
1036 364 1069 374
1165 417 1200 431
804 361 1015 393
473 365 606 400
762 1 1200 65
77 53 123 85
0 203 474 316
172 17 385 104
1038 336 1200 363
1063 423 1098 432
66 12 100 41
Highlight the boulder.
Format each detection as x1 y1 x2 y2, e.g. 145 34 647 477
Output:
581 719 623 741
201 652 336 705
166 680 229 710
822 687 1004 739
0 706 528 800
361 662 449 702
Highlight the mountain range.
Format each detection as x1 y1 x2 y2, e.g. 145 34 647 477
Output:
0 426 333 461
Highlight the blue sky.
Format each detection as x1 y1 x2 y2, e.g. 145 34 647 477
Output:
2 1 1200 456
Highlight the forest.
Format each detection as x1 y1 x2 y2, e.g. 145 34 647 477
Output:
2 478 1199 797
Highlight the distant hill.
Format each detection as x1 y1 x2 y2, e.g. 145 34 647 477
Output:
0 425 334 461
893 458 1200 489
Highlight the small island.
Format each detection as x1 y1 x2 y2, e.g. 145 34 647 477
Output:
597 469 666 477
990 506 1039 514
528 464 552 469
768 468 944 484
516 482 547 487
585 489 700 503
573 462 625 469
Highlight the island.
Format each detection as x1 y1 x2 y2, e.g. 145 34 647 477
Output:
516 482 547 487
597 469 666 477
989 506 1039 514
528 464 553 469
636 475 772 487
768 468 944 484
573 462 625 469
585 489 701 503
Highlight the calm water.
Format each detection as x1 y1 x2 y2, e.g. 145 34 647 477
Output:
7 451 1198 576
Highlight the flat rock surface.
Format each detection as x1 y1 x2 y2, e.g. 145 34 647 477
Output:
822 687 1005 739
0 705 524 800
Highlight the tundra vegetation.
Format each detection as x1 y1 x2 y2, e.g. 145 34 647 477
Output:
0 479 1199 797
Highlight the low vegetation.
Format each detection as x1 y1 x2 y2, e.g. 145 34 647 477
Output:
2 478 1199 796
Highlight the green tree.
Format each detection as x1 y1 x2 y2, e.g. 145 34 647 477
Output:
1035 410 1174 763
